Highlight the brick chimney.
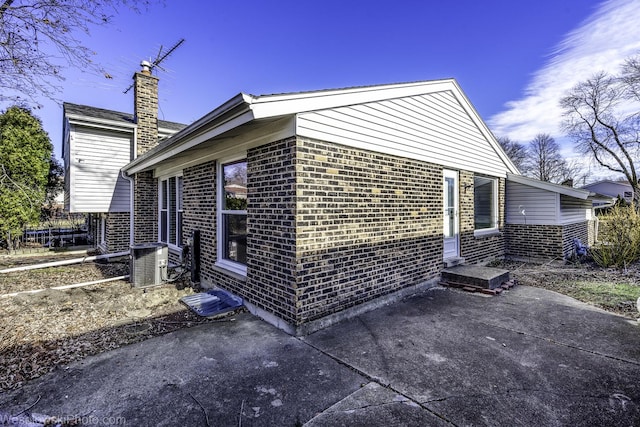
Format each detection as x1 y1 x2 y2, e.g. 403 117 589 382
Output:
134 60 159 156
132 61 159 243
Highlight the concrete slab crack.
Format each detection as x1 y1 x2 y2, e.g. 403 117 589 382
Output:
298 336 459 426
477 321 640 366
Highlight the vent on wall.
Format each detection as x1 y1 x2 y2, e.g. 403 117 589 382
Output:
130 242 168 287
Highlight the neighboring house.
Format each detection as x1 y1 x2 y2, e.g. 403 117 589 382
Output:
505 174 597 260
62 102 185 253
580 180 633 206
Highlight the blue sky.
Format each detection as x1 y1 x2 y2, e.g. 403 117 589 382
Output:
14 0 640 180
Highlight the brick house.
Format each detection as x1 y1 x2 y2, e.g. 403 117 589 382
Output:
62 83 185 253
65 65 597 334
122 74 526 335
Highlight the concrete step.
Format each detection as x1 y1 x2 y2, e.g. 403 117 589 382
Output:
442 265 510 290
443 257 465 268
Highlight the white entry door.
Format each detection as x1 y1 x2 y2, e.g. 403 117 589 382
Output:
443 169 459 260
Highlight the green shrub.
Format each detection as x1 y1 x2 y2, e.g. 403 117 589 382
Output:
591 205 640 268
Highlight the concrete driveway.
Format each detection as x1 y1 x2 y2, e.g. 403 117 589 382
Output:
2 285 639 426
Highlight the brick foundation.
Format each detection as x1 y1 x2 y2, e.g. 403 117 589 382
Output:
105 212 130 252
505 221 591 260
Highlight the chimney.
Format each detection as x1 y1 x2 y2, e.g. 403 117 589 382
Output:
132 60 160 244
133 60 159 157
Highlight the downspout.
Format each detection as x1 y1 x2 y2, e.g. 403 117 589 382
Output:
122 128 137 247
122 169 134 246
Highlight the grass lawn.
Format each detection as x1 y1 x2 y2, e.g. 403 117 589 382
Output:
561 281 640 313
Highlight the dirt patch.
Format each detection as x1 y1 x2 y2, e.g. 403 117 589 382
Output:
0 253 239 392
498 260 640 320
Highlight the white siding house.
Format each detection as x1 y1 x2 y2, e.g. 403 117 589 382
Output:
505 174 596 260
580 180 632 206
62 103 184 252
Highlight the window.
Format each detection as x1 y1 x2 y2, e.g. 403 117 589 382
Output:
474 176 498 233
217 160 247 273
159 175 183 248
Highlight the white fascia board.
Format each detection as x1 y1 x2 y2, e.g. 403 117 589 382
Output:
66 114 136 133
248 80 457 119
125 109 255 175
507 173 591 199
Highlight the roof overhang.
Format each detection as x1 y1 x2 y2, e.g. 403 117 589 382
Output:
507 173 593 200
123 79 521 175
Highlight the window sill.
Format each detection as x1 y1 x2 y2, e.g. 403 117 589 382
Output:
474 228 501 238
213 261 247 282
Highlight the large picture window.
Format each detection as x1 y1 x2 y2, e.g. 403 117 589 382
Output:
159 175 183 248
218 159 247 273
474 176 498 233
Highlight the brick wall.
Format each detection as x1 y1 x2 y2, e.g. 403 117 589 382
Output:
132 70 159 244
133 171 157 243
105 212 130 252
292 137 442 324
505 223 563 260
505 221 591 260
182 160 247 292
245 138 298 323
459 171 506 264
133 71 159 156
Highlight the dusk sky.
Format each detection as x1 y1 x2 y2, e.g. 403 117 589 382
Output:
11 0 640 181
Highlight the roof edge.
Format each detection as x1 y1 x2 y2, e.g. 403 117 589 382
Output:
507 173 592 199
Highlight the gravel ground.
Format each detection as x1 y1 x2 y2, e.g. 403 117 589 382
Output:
0 252 239 392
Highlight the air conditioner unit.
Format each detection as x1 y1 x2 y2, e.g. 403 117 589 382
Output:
130 243 168 287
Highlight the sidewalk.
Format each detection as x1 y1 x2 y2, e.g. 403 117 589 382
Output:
2 285 639 426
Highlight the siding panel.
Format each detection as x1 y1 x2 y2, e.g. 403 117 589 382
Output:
68 126 132 212
296 90 510 177
506 181 558 224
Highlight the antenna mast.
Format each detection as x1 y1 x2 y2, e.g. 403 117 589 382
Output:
124 38 185 94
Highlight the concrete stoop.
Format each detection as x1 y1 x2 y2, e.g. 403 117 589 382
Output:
441 264 515 295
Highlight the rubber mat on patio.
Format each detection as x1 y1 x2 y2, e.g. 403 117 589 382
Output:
180 288 243 317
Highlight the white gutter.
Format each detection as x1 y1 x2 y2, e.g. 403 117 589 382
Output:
123 93 252 175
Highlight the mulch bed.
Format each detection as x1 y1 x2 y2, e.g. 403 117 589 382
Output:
0 253 239 392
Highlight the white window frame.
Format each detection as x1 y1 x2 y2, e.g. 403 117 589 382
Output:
158 173 184 252
216 155 247 276
473 176 499 237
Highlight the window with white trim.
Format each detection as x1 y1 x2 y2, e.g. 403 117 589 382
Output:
474 176 498 233
217 160 247 273
159 175 183 248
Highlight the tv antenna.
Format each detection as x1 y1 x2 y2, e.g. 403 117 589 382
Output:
123 38 185 94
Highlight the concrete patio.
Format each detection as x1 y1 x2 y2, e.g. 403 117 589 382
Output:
1 284 639 426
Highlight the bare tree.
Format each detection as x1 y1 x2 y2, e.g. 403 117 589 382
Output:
497 136 527 172
523 134 571 183
0 0 154 106
561 59 640 205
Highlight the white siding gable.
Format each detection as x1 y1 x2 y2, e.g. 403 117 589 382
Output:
296 90 512 177
68 126 132 213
